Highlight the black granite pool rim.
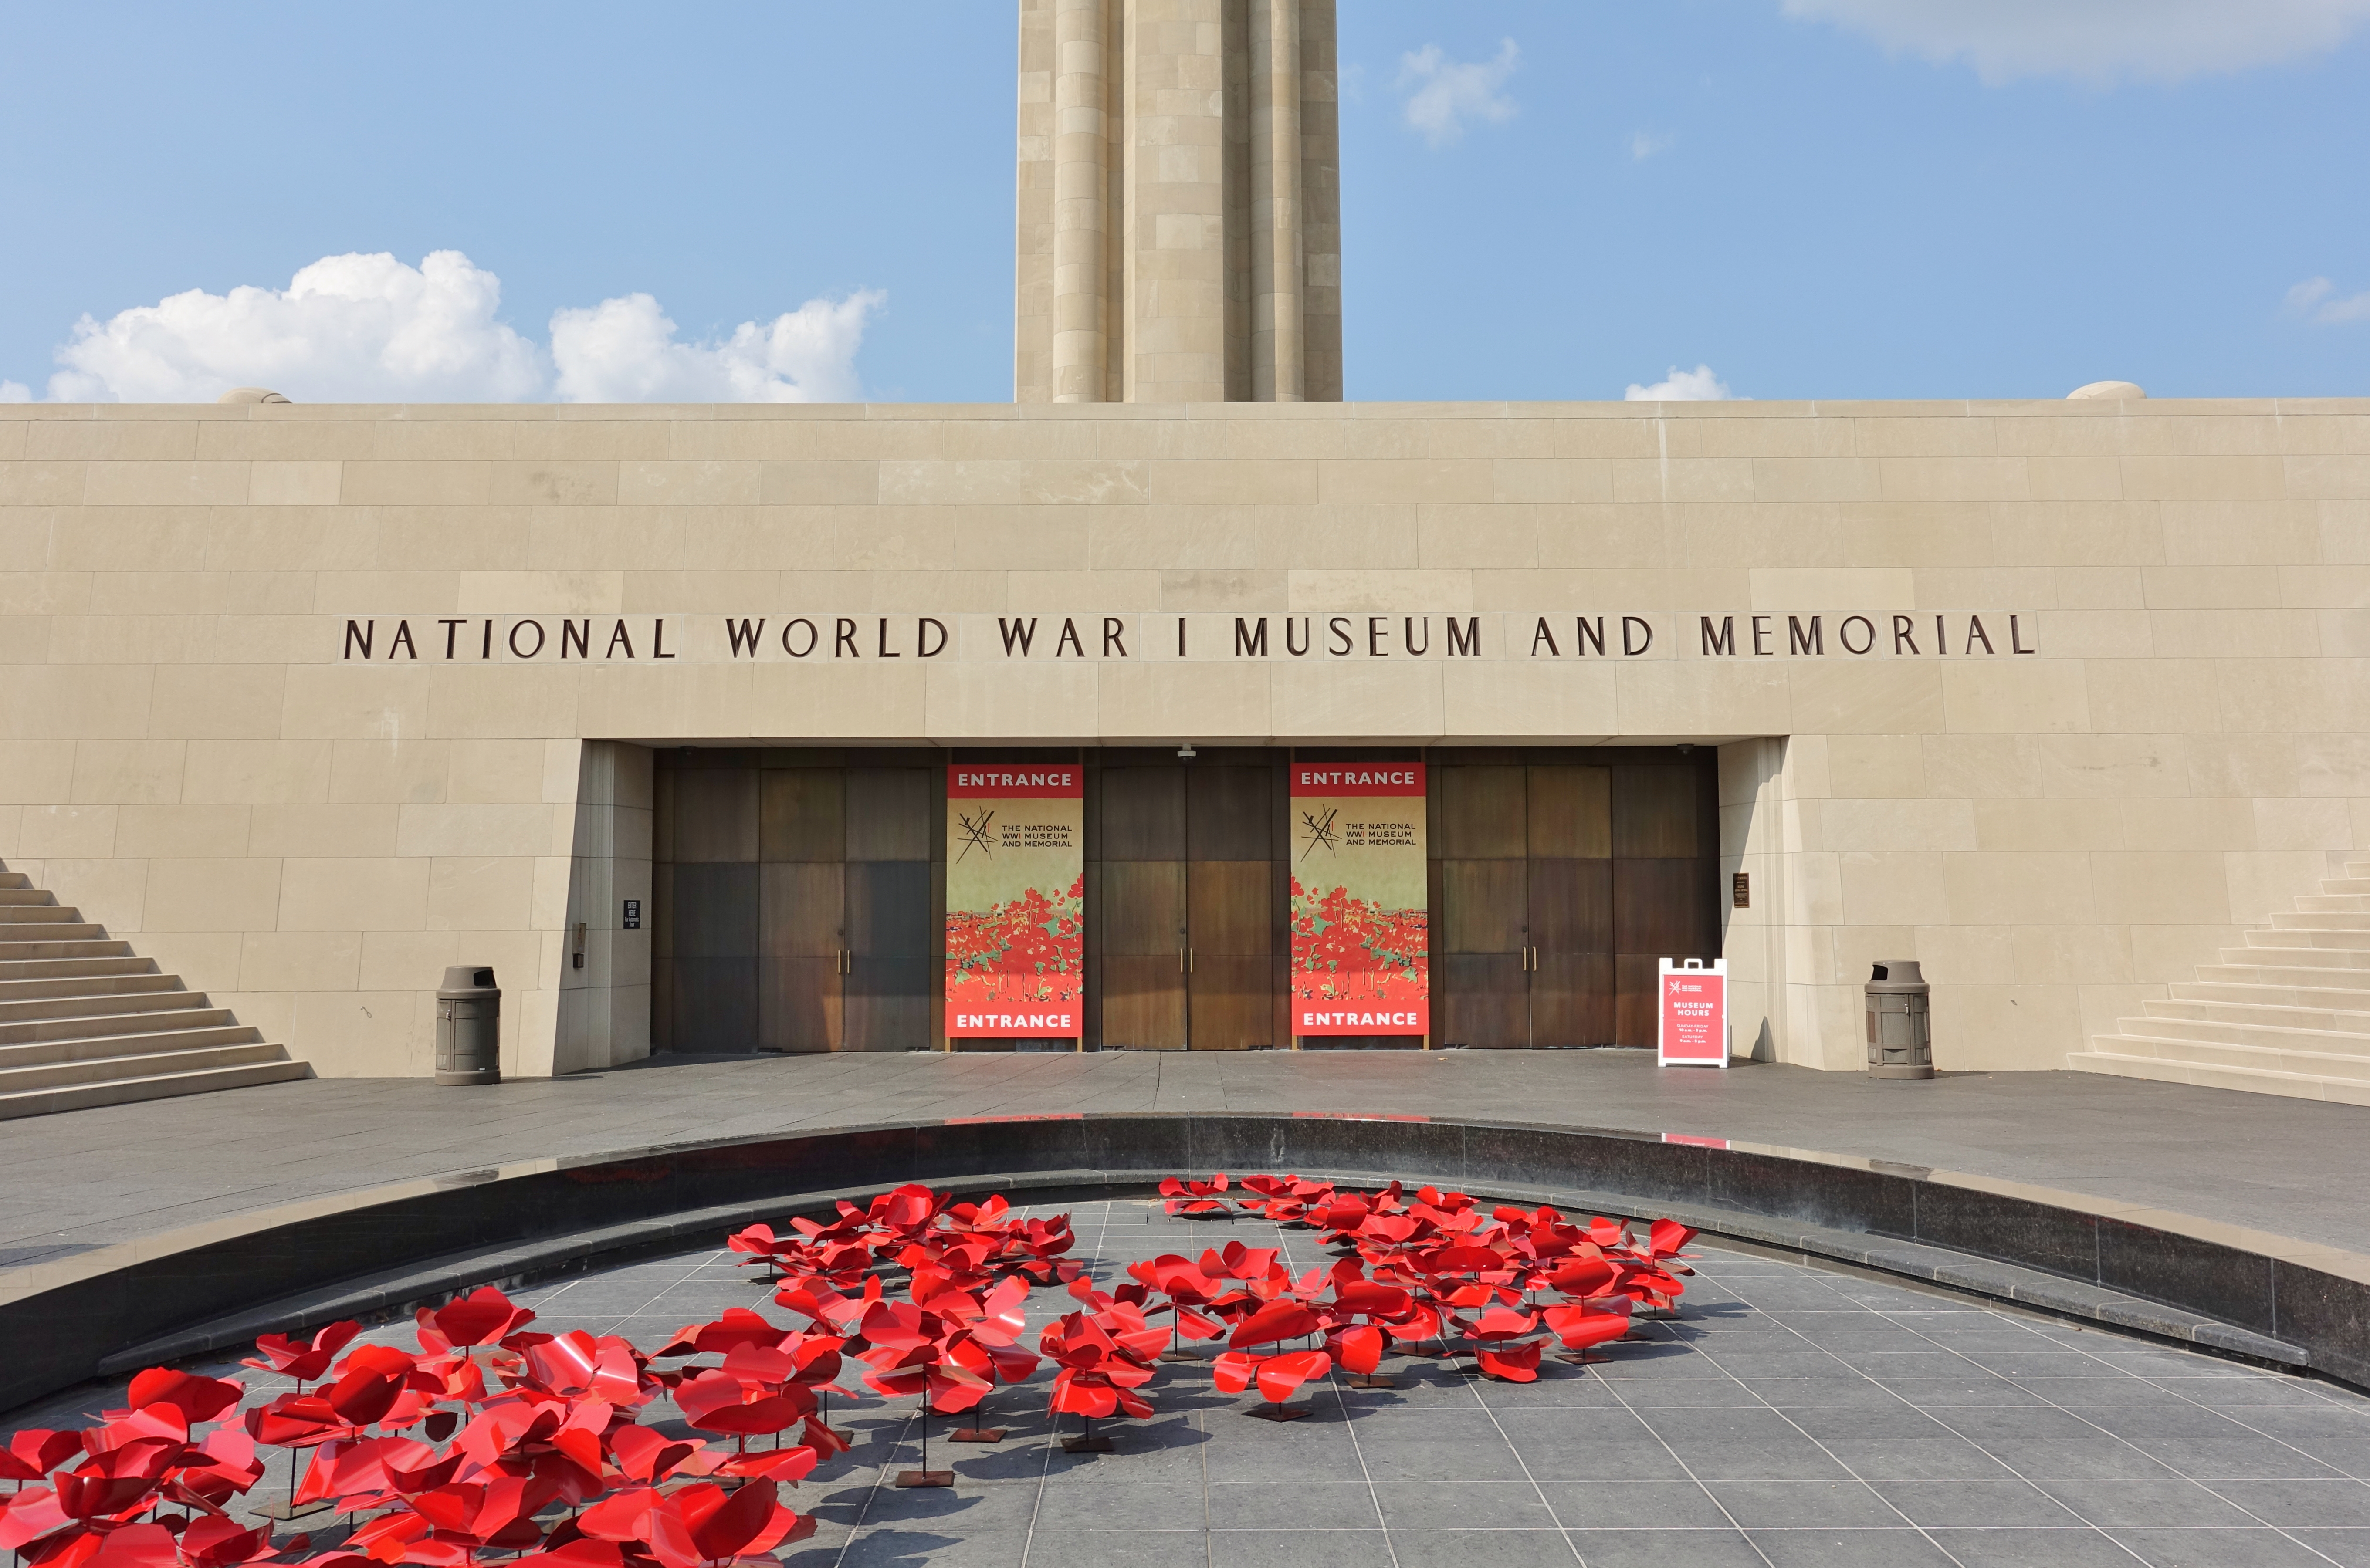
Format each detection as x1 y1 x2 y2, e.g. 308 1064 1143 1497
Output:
6 1111 2364 1413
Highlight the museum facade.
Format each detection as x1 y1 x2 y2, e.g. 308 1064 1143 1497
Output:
0 0 2366 1103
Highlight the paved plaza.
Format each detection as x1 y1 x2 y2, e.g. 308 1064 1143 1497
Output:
16 1196 2370 1567
8 1051 2370 1271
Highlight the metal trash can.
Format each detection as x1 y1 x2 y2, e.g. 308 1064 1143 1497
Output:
1865 960 1933 1079
435 965 501 1086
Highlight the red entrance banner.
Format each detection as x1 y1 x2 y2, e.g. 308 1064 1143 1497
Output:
945 765 1083 1038
1290 762 1429 1038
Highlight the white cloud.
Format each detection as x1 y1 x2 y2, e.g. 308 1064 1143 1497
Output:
33 250 884 404
1628 131 1675 161
1625 365 1738 402
1398 39 1520 145
1782 0 2370 84
549 290 884 403
0 381 28 403
2287 276 2370 324
47 251 546 403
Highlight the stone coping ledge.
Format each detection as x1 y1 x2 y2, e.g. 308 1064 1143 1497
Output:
2 1112 2357 1413
9 396 2370 424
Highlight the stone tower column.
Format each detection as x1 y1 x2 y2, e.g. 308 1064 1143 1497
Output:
1051 0 1110 402
1249 0 1302 402
1015 0 1340 403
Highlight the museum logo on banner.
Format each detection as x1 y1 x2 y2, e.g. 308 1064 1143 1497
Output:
1290 763 1429 1041
945 765 1083 1041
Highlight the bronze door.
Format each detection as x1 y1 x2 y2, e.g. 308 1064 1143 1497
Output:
1185 763 1279 1049
1612 762 1719 1046
1435 764 1531 1047
663 764 762 1049
1096 764 1188 1049
1527 764 1615 1046
758 767 844 1051
842 767 935 1051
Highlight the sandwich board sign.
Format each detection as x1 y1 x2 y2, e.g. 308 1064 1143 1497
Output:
1658 957 1728 1068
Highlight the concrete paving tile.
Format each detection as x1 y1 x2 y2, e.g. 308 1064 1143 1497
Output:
1746 1527 1959 1565
1626 1406 1812 1445
1203 1484 1378 1532
2104 1527 2341 1566
1559 1528 1767 1566
2134 1438 2344 1480
1205 1531 1395 1568
1735 1376 1909 1408
834 1525 1026 1567
2206 1478 2370 1526
2286 1529 2370 1568
1660 1439 1854 1482
857 1480 1044 1532
1778 1405 1958 1441
1921 1527 2150 1567
1011 1531 1214 1568
1701 1478 1901 1527
1866 1477 2085 1527
1383 1528 1581 1568
1532 1480 1728 1528
2021 1377 2194 1406
2035 1477 2267 1527
1816 1438 2018 1480
1369 1479 1554 1531
1504 1437 1693 1483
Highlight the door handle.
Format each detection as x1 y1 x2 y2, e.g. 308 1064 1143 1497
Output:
1179 948 1194 973
837 949 851 975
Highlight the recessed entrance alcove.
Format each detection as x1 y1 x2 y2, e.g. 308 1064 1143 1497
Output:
650 746 1722 1054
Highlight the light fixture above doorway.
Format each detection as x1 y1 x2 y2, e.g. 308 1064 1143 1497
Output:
1177 743 1198 759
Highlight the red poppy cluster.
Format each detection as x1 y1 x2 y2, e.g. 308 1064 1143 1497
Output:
1151 1171 1697 1401
2 1173 1700 1561
0 1288 817 1568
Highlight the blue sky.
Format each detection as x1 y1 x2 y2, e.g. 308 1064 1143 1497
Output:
2 1 2366 403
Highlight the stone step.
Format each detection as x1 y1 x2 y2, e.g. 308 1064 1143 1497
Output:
2244 928 2370 953
0 1035 280 1091
0 1006 235 1049
2139 996 2370 1036
0 955 158 984
2297 895 2370 913
2221 943 2370 971
0 926 112 946
2348 860 2370 879
2109 1012 2370 1058
2069 1045 2370 1106
0 983 197 1024
2319 879 2370 896
0 971 182 1007
2200 966 2370 994
2272 912 2370 932
0 889 58 907
0 906 88 926
0 939 135 963
0 873 30 890
2173 979 2370 1011
0 1058 311 1123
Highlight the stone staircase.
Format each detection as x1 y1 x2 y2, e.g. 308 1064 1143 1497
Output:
2071 856 2370 1104
0 865 308 1120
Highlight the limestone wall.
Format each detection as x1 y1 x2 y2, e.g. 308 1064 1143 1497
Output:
0 396 2364 1077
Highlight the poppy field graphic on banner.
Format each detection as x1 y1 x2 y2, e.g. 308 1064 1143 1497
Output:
946 765 1083 1038
1290 762 1429 1038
